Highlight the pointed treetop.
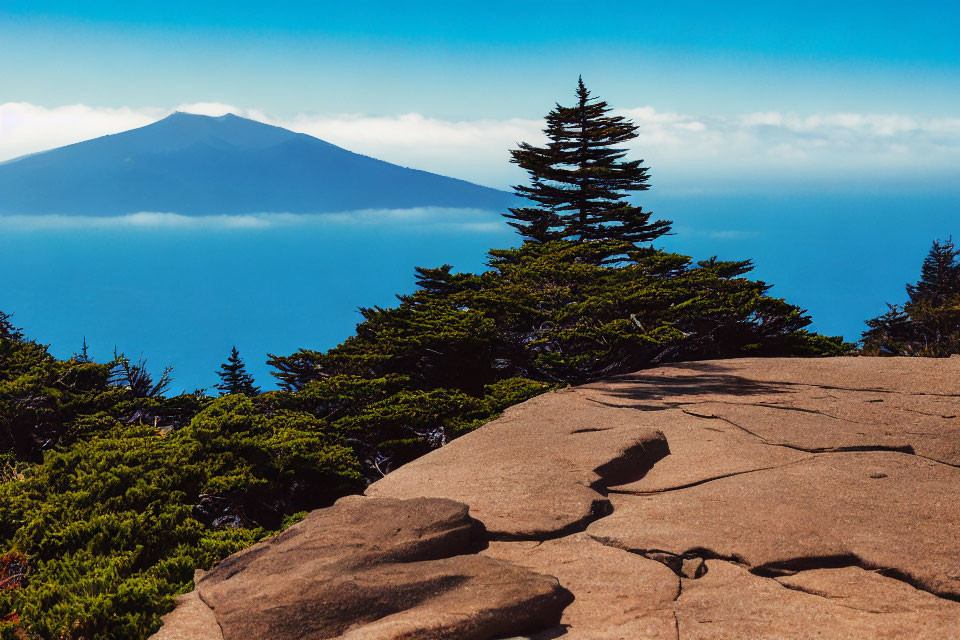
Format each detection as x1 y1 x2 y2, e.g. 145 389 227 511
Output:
504 77 671 259
906 237 960 306
216 346 260 396
0 310 23 341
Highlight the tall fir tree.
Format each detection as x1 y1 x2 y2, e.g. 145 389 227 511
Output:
75 337 92 363
862 237 960 356
906 236 960 306
505 77 671 255
215 346 260 396
0 310 23 341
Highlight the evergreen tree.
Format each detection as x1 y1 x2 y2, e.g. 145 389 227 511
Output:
0 310 23 341
861 303 914 353
863 237 960 356
112 352 174 399
75 337 92 363
216 346 260 396
506 77 671 255
906 236 960 306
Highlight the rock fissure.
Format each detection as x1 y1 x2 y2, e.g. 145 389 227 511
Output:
764 379 960 399
585 537 745 577
607 458 813 495
718 400 850 422
486 498 614 542
750 555 960 603
770 578 890 614
680 407 959 465
916 453 960 468
900 406 958 419
769 443 917 455
679 408 771 441
199 587 226 640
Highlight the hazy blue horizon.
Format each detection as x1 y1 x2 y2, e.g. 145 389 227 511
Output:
3 189 956 393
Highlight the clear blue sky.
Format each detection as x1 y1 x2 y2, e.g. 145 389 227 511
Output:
2 1 958 119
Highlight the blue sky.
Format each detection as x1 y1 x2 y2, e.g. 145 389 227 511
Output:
2 1 959 192
2 1 958 118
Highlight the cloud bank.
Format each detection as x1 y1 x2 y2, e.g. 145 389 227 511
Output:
2 101 958 190
0 208 511 233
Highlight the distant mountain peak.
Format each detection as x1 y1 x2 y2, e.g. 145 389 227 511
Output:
163 111 242 122
0 111 515 217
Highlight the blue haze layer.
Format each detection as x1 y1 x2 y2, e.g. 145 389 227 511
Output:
1 189 956 393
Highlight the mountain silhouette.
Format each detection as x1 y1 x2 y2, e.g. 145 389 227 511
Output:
0 112 515 215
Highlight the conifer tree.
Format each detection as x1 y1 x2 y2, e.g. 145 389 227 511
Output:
0 310 23 341
862 237 960 356
75 337 92 363
906 237 960 306
215 346 260 396
506 77 671 255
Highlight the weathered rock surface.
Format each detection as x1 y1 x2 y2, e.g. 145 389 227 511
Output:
483 533 680 639
366 396 669 538
675 561 960 639
151 581 222 640
592 451 960 600
154 357 960 639
154 496 571 640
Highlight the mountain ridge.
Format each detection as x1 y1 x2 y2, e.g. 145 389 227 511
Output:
0 112 516 216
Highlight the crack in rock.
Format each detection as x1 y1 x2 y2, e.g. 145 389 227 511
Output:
487 499 613 542
679 408 959 465
770 578 892 614
679 408 771 442
608 458 813 495
491 432 671 542
588 533 960 607
749 555 960 603
585 538 742 579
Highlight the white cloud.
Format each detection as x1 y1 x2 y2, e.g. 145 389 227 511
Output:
2 102 958 190
0 103 160 161
172 102 244 117
277 112 544 187
0 208 511 233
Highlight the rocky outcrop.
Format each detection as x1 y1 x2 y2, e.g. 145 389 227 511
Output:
367 394 670 539
154 357 960 639
154 496 571 639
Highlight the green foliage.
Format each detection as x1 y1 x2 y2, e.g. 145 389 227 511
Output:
863 237 960 356
0 313 22 342
269 240 843 393
0 326 541 638
215 347 259 396
506 77 670 258
111 354 173 399
0 333 124 461
0 398 364 638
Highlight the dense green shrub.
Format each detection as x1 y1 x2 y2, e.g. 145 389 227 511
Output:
0 328 550 638
269 240 845 393
0 392 367 638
